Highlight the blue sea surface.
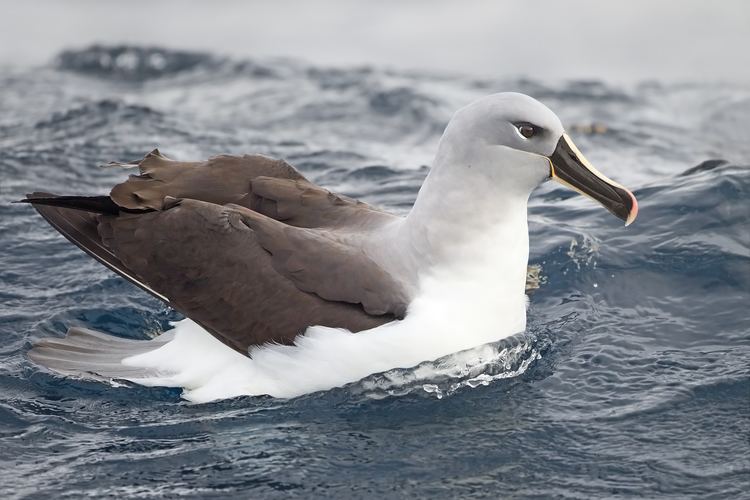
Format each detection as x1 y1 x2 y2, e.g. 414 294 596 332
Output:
0 46 748 498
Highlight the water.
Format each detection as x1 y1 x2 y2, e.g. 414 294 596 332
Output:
1 46 748 498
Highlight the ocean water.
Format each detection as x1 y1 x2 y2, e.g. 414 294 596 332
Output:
0 46 748 498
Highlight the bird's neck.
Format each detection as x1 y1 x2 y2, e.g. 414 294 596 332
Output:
388 175 531 337
405 145 531 262
387 151 532 309
403 185 530 276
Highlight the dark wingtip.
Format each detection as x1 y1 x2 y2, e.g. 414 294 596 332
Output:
15 194 124 215
14 192 57 204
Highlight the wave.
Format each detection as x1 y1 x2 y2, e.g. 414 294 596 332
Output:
55 44 218 80
33 99 162 130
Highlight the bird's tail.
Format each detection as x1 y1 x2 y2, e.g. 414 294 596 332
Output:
29 326 175 381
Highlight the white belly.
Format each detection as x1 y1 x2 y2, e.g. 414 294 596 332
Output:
123 258 529 402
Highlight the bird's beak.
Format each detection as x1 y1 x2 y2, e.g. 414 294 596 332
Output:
548 133 638 226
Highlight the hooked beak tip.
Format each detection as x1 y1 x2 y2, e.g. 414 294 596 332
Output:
624 190 638 227
550 133 639 227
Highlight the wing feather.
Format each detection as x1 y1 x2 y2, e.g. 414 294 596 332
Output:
98 199 393 353
229 204 408 317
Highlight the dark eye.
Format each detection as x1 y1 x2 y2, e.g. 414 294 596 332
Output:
515 122 539 139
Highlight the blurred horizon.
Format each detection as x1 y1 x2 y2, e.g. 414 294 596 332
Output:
1 0 749 84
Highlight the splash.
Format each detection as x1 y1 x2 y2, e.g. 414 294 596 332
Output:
353 334 541 400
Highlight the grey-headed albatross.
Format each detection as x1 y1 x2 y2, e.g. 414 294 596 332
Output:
19 92 637 402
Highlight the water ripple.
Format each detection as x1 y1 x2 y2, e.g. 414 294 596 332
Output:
1 44 748 498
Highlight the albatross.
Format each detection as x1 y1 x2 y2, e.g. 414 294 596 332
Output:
20 92 637 402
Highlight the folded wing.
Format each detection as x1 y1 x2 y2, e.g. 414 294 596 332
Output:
24 150 405 354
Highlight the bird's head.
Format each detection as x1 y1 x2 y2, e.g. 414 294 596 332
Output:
439 92 637 225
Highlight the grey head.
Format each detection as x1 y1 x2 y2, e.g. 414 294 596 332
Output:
436 92 637 224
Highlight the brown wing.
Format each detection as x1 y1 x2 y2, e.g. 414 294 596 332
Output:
245 176 397 229
109 149 305 211
24 150 403 354
230 204 409 317
109 149 397 229
96 199 393 353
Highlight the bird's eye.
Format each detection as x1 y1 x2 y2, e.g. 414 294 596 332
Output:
516 123 537 139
